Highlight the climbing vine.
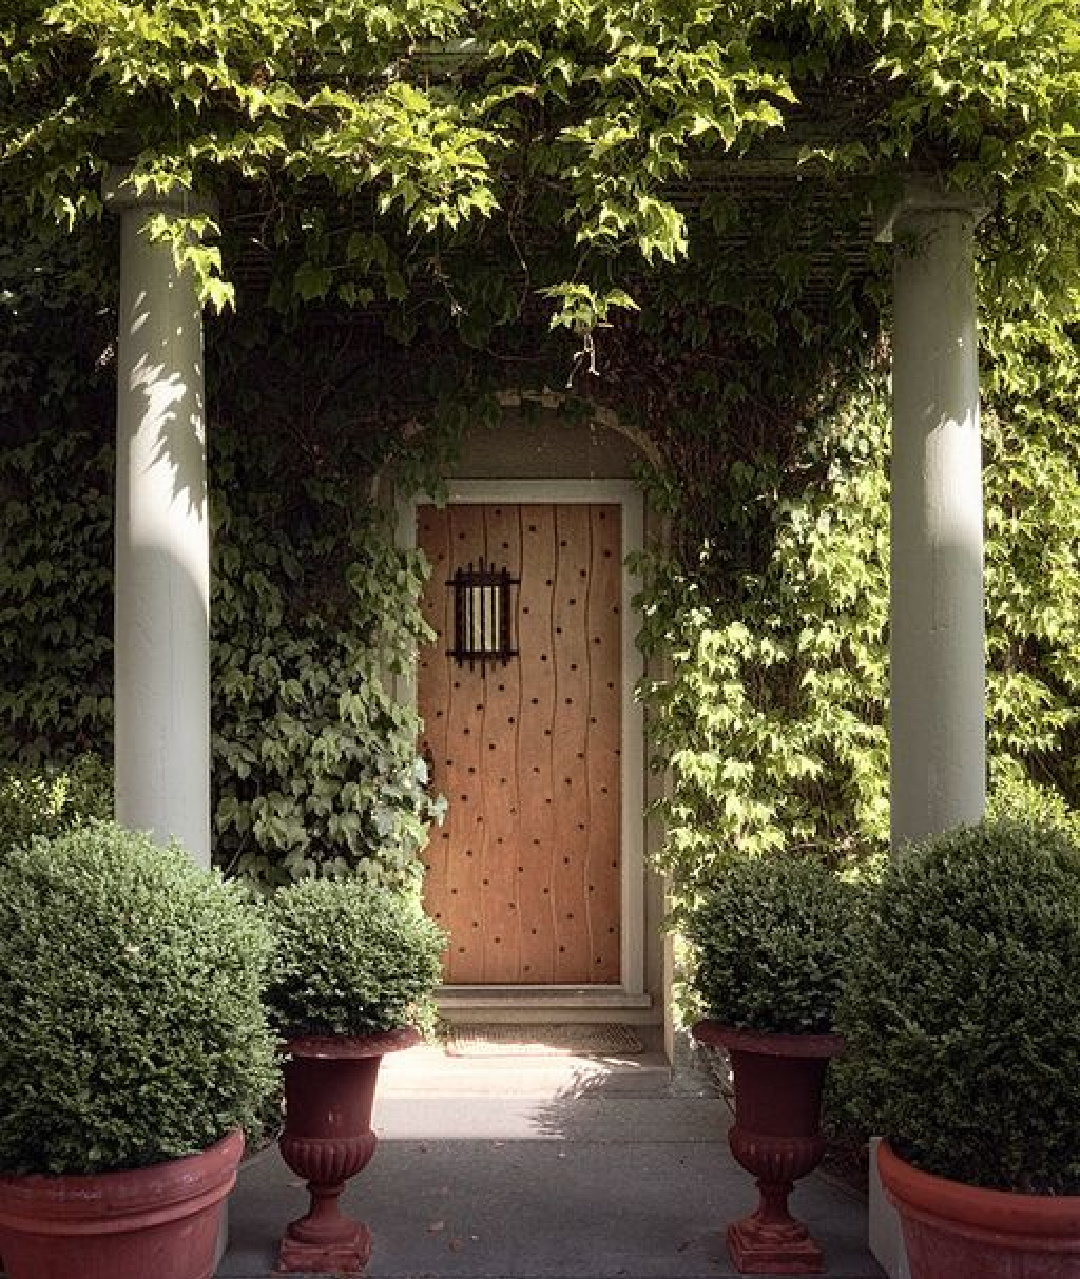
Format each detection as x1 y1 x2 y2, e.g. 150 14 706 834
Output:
0 354 452 889
635 363 893 893
3 1 1078 328
633 308 1080 901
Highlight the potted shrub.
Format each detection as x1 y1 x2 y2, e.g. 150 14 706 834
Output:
685 854 860 1274
0 820 277 1279
839 818 1080 1279
263 877 446 1275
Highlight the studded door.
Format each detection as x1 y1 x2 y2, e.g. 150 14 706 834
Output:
417 502 622 985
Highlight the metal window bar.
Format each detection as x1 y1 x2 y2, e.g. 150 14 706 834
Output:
446 560 519 671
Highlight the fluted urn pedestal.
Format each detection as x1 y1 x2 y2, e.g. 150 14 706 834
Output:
693 1021 844 1275
276 1027 420 1275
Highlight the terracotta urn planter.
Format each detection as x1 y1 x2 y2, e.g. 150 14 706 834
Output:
878 1140 1080 1279
0 1128 243 1279
693 1020 844 1275
276 1026 420 1275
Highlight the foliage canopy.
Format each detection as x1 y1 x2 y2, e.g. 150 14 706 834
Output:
2 0 1078 329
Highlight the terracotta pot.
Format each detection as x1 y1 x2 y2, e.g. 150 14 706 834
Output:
878 1140 1080 1279
693 1020 844 1275
276 1025 420 1275
0 1128 243 1279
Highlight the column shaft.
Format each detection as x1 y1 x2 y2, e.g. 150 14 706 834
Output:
889 202 986 850
112 196 211 864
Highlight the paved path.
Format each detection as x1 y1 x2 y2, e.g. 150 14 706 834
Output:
221 1034 883 1279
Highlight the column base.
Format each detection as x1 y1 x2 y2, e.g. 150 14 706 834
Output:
728 1215 824 1275
276 1221 371 1275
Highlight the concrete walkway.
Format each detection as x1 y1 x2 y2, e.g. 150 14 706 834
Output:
221 1032 882 1279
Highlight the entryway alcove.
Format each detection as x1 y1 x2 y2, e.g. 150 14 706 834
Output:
396 404 669 1048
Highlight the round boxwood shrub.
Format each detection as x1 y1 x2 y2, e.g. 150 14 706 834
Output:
685 855 861 1033
264 878 447 1037
0 820 278 1176
839 819 1080 1194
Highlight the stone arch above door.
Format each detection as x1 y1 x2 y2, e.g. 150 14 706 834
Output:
455 392 659 481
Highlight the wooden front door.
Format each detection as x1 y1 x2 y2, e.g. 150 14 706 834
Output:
417 501 622 985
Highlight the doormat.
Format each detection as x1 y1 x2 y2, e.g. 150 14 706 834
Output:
445 1023 644 1057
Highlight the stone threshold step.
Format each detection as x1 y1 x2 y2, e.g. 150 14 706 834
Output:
437 986 655 1025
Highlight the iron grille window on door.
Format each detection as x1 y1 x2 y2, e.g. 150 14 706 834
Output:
447 561 519 670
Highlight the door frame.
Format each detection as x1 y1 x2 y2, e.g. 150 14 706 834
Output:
399 479 647 997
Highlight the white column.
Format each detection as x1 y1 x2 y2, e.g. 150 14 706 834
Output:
105 175 211 865
887 186 987 849
871 184 987 1279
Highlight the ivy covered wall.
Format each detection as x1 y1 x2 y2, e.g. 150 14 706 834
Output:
1 298 1077 895
637 331 1080 901
0 321 462 891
